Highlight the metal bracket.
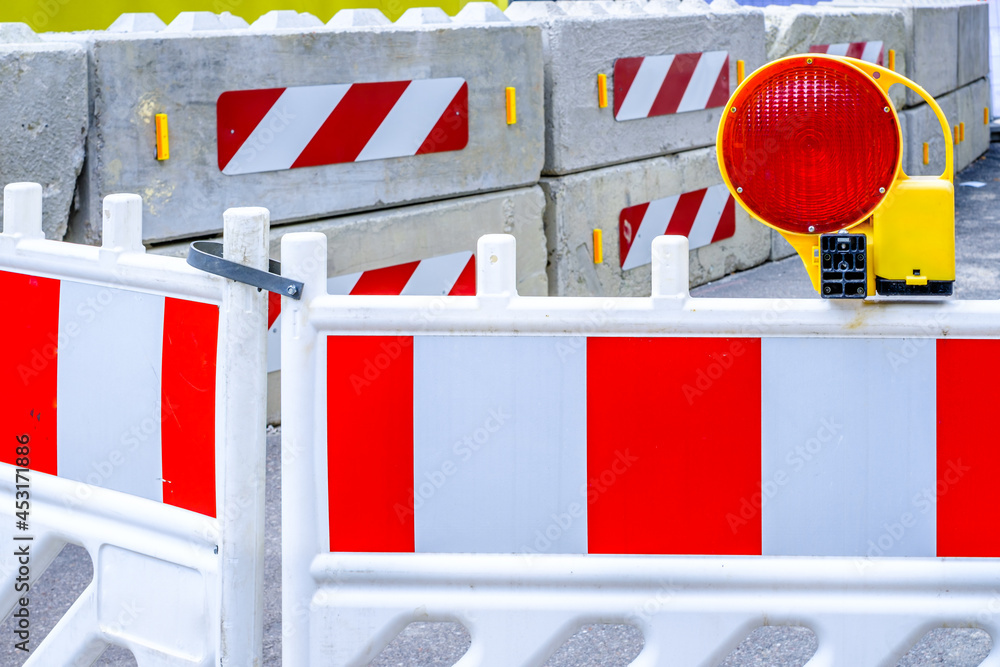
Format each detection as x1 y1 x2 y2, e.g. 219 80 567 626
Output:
187 241 303 300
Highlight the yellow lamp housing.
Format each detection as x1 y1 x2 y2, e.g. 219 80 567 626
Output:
716 54 954 299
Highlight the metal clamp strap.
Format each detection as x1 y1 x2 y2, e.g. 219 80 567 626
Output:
187 241 303 300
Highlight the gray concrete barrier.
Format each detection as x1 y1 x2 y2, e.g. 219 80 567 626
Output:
542 146 769 296
65 12 544 245
901 78 989 178
0 25 88 240
958 1 989 89
506 2 765 176
764 4 907 109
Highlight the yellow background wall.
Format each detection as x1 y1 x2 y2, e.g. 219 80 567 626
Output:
3 0 507 33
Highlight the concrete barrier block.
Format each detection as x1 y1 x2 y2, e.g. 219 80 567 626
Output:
396 7 452 25
956 77 990 173
219 12 250 29
504 2 566 20
164 12 244 32
251 11 323 30
958 2 988 88
327 9 391 27
516 8 766 176
107 13 167 33
0 23 40 43
67 20 544 244
454 3 510 23
900 84 958 178
771 229 796 261
558 2 609 16
764 4 907 109
542 147 770 296
0 41 88 240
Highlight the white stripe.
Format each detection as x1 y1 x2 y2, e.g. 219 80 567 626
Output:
222 84 351 176
413 336 588 554
861 41 883 64
686 184 731 250
326 272 363 296
615 55 674 121
761 338 937 557
676 51 728 114
825 43 850 57
356 78 465 162
57 282 165 502
622 195 678 271
400 251 473 296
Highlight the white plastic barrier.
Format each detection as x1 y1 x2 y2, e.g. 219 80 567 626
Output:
281 231 1000 666
0 183 269 664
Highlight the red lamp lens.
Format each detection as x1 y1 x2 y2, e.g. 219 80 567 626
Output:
721 57 900 235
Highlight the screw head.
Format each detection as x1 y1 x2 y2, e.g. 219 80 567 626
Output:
857 287 865 295
808 225 816 233
824 286 831 294
879 187 886 194
286 285 296 295
884 106 890 113
730 106 737 113
736 186 743 193
806 58 813 64
873 71 881 80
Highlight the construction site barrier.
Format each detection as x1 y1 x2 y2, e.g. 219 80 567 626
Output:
0 182 269 664
281 230 1000 666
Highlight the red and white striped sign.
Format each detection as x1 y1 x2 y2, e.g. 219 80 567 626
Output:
613 51 729 121
619 183 736 270
809 41 884 66
0 271 219 517
266 251 475 372
217 78 469 175
325 335 1000 558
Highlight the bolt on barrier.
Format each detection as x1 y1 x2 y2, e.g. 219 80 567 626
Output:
281 231 1000 666
0 182 269 665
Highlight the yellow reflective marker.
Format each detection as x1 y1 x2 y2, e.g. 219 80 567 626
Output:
593 229 603 264
959 122 965 142
506 87 517 125
986 107 991 125
155 113 169 161
953 125 959 145
888 49 895 72
597 73 608 109
923 142 929 165
737 60 745 85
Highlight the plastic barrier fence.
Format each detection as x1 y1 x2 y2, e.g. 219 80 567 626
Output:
281 231 1000 666
0 183 269 664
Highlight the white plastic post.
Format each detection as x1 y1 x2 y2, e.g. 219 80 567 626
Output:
101 194 145 253
651 235 690 301
476 234 517 299
217 206 270 666
280 232 328 666
2 182 44 239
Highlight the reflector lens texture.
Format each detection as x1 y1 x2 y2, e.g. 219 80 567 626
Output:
722 59 900 235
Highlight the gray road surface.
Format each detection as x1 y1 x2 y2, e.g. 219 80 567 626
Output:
4 146 999 666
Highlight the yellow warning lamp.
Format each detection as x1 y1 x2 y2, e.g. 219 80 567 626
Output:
716 54 955 298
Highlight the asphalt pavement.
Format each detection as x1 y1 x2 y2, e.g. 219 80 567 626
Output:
5 145 1000 666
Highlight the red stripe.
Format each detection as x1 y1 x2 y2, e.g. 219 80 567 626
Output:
448 255 476 296
216 88 286 171
416 83 469 155
619 203 650 267
613 57 644 118
706 55 731 109
936 339 1000 556
845 42 866 60
587 337 762 554
665 189 708 238
350 261 420 295
0 271 60 475
327 336 414 552
267 292 281 329
808 45 828 54
292 81 411 169
648 52 701 117
711 195 737 243
161 298 219 517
